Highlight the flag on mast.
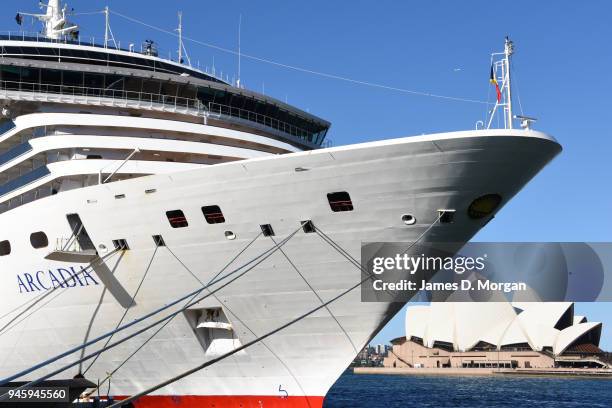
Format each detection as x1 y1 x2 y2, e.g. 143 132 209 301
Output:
490 65 501 103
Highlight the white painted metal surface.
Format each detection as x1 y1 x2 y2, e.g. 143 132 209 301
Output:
0 131 560 399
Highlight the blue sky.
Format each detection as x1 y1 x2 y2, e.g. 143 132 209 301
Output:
3 1 610 348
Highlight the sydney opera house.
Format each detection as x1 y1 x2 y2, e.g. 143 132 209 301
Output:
384 302 608 369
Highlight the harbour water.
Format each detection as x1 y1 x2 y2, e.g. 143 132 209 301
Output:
323 372 612 407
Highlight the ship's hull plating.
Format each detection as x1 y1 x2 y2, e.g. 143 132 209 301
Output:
0 130 560 407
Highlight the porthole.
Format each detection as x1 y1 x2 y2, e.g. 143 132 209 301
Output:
0 240 10 256
225 231 236 240
402 214 416 225
30 231 49 249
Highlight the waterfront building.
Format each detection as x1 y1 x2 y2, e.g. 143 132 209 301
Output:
384 302 608 369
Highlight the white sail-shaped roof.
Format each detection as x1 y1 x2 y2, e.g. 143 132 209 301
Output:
405 305 430 340
454 302 516 351
423 303 455 348
499 317 531 347
404 302 602 356
554 322 602 355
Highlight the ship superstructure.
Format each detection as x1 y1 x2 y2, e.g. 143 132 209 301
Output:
0 2 561 407
0 0 329 214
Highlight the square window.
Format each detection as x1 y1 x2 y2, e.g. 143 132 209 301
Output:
201 205 225 224
327 191 353 212
166 210 188 228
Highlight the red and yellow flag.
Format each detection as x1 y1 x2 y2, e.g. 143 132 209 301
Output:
490 66 501 103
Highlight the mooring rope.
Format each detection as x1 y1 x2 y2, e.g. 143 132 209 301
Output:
86 230 313 407
269 234 359 354
0 225 303 401
106 216 442 407
0 249 121 337
82 244 160 374
81 230 264 381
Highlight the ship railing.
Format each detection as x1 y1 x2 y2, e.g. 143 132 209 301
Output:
55 236 82 253
207 102 319 144
0 79 206 114
0 31 168 60
0 78 326 147
0 31 228 83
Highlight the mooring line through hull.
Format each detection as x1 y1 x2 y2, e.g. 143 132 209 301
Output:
82 244 160 375
78 286 108 374
82 230 265 388
313 212 445 299
0 249 122 337
313 229 392 298
89 232 314 408
269 234 359 354
106 217 443 407
170 232 314 408
0 225 304 401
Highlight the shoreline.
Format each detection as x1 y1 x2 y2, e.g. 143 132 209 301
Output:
353 367 612 379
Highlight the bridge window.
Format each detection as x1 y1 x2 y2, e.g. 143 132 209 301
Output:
166 209 188 228
327 191 353 212
30 231 48 249
0 240 10 256
201 205 225 224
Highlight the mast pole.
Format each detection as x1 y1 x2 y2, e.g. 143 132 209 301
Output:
237 14 242 88
177 12 183 64
104 6 109 48
504 37 514 129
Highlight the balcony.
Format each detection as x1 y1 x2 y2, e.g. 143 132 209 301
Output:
0 79 325 148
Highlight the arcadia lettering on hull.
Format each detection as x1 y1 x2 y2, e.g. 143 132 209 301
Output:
17 266 99 293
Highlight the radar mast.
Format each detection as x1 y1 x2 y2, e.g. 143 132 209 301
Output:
17 0 79 40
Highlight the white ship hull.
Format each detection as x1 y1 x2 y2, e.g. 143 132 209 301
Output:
0 129 560 407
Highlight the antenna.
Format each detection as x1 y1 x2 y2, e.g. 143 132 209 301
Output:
504 36 514 129
104 6 109 47
18 0 79 40
102 6 117 49
177 11 183 64
175 11 192 66
486 37 516 130
237 14 242 88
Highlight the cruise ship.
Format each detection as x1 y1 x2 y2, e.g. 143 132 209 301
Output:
0 1 561 407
